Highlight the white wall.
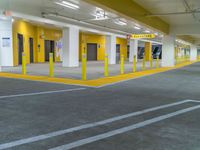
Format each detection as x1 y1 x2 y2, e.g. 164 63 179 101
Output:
129 39 138 62
62 27 79 67
162 34 175 67
190 45 197 61
0 16 13 67
106 35 116 64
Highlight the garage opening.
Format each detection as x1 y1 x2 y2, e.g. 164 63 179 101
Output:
29 38 34 63
87 43 97 61
45 40 55 62
17 34 24 65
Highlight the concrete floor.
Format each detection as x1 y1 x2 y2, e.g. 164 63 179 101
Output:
0 62 200 150
2 60 160 80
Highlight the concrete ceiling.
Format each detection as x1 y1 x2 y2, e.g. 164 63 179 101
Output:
133 0 200 44
0 0 163 41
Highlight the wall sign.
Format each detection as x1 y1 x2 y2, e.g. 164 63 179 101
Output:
2 37 11 47
131 34 155 39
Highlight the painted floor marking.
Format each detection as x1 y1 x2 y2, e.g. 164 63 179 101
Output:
0 100 198 150
50 104 200 150
0 88 86 99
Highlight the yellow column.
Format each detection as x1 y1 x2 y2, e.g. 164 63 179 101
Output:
104 54 109 77
144 42 152 61
22 52 26 75
82 53 87 80
133 55 137 72
49 53 54 77
120 55 125 74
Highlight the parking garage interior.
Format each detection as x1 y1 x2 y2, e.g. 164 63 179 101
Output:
0 0 200 150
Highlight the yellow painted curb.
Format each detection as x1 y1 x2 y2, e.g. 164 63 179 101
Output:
0 61 197 87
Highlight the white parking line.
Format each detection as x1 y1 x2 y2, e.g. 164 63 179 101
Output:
0 100 198 150
50 104 200 150
0 88 86 99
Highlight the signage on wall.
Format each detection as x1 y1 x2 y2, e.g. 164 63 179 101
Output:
131 34 155 39
2 37 11 47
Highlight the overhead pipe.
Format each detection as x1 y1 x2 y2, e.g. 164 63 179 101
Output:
146 10 200 17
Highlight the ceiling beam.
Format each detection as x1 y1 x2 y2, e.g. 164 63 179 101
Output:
83 0 169 34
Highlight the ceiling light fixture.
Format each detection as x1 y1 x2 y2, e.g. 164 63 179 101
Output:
114 19 127 26
55 1 79 10
93 8 108 20
134 26 141 30
144 30 150 33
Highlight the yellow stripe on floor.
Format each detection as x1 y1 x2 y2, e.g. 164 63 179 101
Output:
0 61 197 87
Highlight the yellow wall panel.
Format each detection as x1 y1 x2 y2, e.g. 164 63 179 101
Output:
80 32 105 61
12 20 62 66
116 37 128 60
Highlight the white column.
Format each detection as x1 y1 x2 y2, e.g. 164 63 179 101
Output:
62 26 79 67
0 16 13 69
106 35 116 64
162 34 175 67
190 45 197 61
129 39 138 62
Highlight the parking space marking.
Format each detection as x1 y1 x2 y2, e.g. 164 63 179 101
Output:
0 88 86 99
50 104 200 150
0 100 198 150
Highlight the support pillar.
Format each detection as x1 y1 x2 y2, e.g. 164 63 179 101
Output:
129 39 138 62
106 35 116 64
144 42 152 61
0 16 13 68
190 45 197 61
62 27 79 67
162 34 176 67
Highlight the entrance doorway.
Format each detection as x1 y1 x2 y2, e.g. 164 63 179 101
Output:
45 40 55 62
116 44 120 63
87 43 97 61
29 38 34 63
18 34 24 65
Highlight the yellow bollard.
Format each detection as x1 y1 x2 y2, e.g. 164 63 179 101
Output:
133 55 137 72
49 53 54 77
150 56 153 69
22 52 26 75
104 54 109 77
120 55 125 74
156 56 159 68
142 58 146 70
82 53 87 80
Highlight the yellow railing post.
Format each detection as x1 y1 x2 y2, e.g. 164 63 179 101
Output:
82 53 87 80
150 56 153 69
49 53 54 77
120 55 125 74
142 58 146 70
104 54 109 77
22 52 26 75
133 55 137 72
156 56 159 68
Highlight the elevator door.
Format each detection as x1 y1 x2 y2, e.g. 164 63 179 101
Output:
87 43 97 61
45 40 55 61
116 44 120 63
18 34 24 65
29 38 34 63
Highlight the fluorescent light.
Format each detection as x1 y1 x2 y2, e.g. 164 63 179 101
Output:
144 30 150 33
114 19 127 26
134 26 141 30
55 1 79 10
62 1 79 9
